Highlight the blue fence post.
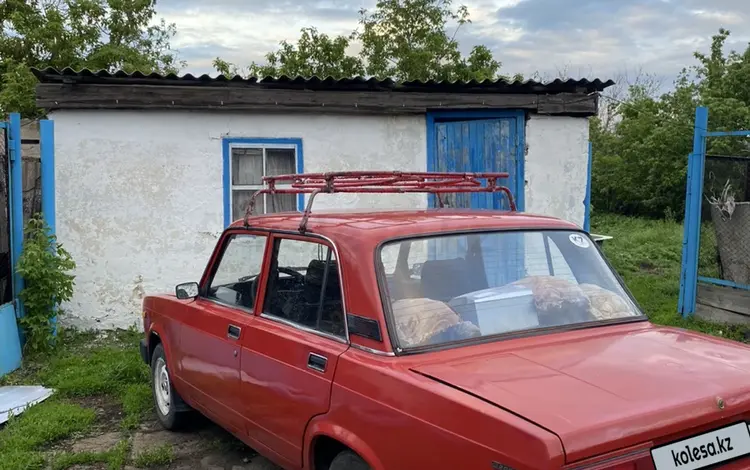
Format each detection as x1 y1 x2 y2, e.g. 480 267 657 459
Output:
40 119 57 336
678 106 708 316
584 141 593 232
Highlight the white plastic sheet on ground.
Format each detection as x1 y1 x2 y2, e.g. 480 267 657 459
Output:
0 386 54 424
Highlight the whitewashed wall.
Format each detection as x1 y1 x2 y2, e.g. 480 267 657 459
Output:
50 109 589 330
525 114 590 228
51 110 426 329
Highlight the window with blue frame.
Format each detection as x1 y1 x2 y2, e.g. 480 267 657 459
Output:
225 139 303 223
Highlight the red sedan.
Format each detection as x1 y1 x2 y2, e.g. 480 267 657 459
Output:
139 172 750 470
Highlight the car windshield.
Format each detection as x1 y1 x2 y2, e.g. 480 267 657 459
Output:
379 230 643 350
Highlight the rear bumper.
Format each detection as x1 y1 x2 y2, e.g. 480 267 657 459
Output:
139 339 149 365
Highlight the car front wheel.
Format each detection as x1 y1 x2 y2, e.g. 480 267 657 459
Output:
329 450 371 470
151 343 190 429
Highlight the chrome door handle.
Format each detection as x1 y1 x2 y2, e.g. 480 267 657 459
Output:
227 324 241 340
307 353 327 372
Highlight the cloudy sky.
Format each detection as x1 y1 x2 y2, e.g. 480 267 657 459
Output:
155 0 748 91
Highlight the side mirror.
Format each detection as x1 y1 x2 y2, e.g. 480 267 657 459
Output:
176 282 199 300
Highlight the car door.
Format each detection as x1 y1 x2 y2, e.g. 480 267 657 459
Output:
178 229 269 435
239 233 349 467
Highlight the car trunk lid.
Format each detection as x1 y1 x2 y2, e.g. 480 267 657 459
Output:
410 326 750 462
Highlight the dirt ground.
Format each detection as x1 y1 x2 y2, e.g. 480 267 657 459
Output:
61 407 282 470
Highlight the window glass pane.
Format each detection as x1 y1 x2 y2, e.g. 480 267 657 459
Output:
209 234 267 309
232 190 257 221
266 148 295 176
380 230 642 349
267 193 297 213
264 238 345 337
380 244 400 275
232 148 263 185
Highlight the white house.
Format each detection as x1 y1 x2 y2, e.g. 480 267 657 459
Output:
33 68 613 330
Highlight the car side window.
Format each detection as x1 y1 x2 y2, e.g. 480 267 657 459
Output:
263 237 345 338
207 234 268 310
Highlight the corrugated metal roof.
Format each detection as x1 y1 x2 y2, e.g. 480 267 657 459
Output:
31 67 615 94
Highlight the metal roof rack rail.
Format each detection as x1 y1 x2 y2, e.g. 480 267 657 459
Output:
244 171 516 232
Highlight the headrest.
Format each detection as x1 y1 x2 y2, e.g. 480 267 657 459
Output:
305 259 340 289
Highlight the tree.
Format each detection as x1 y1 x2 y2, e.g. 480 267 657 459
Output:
0 0 185 116
214 27 365 79
215 0 509 82
590 29 750 219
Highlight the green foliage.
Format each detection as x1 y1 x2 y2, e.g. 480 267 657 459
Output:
591 28 750 219
0 0 185 116
16 214 76 354
222 26 366 80
215 0 512 82
593 213 746 341
354 0 501 81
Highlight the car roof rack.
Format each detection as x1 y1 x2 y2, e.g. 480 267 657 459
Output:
244 171 516 232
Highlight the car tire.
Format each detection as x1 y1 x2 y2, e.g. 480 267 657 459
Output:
329 450 371 470
150 343 190 430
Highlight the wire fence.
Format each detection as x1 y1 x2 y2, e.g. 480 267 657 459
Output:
700 154 750 286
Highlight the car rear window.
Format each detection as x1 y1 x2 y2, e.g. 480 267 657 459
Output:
379 230 642 350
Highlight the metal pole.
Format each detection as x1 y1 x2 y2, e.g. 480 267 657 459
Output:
678 106 708 316
40 119 57 335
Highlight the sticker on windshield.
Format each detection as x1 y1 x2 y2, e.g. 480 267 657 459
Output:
569 233 590 248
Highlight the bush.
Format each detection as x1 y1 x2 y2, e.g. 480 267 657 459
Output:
16 214 76 354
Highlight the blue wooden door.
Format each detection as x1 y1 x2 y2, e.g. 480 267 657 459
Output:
432 119 517 210
429 118 524 288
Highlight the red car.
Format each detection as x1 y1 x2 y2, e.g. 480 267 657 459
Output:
140 172 750 470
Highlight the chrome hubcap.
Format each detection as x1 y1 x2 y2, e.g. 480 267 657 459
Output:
154 357 171 416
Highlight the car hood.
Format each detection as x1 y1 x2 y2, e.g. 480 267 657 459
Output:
411 325 750 462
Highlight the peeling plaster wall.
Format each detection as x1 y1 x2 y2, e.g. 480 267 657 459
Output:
51 110 426 329
524 114 589 227
50 109 589 330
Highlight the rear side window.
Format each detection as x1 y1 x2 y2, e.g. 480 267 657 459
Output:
207 234 268 310
263 238 345 339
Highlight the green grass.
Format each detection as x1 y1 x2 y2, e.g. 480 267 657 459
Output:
0 401 96 470
132 444 175 468
120 383 154 430
0 402 96 451
40 346 148 397
0 327 152 469
50 440 130 470
592 213 747 341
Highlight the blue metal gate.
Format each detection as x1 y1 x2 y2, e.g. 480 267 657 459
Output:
679 106 750 318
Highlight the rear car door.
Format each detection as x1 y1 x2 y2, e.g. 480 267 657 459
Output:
178 230 268 435
240 233 349 467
